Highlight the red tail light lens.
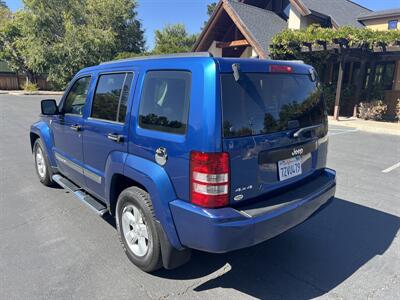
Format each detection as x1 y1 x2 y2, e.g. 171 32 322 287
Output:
190 151 229 208
269 64 293 73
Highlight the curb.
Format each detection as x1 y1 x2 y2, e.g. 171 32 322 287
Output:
329 119 400 136
1 91 64 96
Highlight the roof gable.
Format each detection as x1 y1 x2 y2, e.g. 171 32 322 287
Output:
193 0 287 58
227 0 287 56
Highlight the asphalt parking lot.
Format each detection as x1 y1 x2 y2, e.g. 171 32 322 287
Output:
0 94 399 300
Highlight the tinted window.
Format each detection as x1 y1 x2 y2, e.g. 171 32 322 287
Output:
91 73 133 122
221 73 326 137
139 71 191 134
64 77 91 115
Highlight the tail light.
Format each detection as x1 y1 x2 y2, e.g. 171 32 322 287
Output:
269 64 293 73
190 151 229 208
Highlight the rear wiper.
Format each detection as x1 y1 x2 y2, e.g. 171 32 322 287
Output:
292 124 321 138
232 63 241 82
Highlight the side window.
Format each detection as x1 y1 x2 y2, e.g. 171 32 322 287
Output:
139 71 191 134
63 77 91 115
91 72 133 123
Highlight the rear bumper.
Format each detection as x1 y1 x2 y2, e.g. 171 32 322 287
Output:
169 168 336 253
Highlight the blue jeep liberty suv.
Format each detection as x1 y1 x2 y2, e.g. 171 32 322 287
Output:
30 53 336 272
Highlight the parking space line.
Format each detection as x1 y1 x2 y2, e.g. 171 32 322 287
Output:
382 162 400 173
328 128 359 136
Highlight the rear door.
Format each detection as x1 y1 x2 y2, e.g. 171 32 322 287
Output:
52 76 92 186
129 70 192 199
82 71 135 200
220 70 328 204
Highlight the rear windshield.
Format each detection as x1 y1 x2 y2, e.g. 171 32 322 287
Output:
221 73 326 138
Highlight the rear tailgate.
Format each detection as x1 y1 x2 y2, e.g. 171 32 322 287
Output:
220 66 328 204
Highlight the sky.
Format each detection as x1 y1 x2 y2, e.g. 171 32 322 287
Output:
4 0 400 50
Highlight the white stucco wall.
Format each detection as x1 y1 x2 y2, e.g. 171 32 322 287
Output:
288 7 307 30
207 41 222 57
240 46 258 58
240 46 251 58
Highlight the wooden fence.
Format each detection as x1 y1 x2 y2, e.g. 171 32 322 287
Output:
0 73 52 90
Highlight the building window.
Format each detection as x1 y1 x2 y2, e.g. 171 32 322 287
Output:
380 62 395 91
363 62 395 91
388 20 398 30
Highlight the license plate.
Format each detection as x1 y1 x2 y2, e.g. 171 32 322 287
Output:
278 156 302 181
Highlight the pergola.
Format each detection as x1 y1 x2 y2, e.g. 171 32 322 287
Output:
299 40 400 120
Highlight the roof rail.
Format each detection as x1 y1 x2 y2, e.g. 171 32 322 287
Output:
100 52 213 65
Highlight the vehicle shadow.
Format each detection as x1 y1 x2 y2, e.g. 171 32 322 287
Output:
154 197 400 299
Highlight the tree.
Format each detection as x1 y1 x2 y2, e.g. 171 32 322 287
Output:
202 2 217 29
207 2 217 17
0 2 11 28
25 0 146 87
153 24 197 54
0 11 39 84
83 0 145 54
0 0 146 88
113 51 148 60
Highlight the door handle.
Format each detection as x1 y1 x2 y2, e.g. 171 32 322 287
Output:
70 124 82 132
107 133 124 143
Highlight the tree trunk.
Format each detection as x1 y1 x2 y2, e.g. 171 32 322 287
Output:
24 70 35 86
16 70 20 89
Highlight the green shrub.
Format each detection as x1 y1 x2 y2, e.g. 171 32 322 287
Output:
396 99 400 121
358 100 387 120
22 81 38 92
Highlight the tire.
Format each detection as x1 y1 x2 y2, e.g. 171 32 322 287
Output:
33 139 53 186
116 187 162 272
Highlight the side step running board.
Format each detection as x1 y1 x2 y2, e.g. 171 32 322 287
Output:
52 174 108 216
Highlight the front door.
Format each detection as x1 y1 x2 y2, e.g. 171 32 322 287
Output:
82 72 134 199
52 76 92 186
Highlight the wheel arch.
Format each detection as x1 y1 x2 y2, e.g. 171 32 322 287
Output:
107 153 184 251
30 121 56 166
108 173 148 217
30 132 40 152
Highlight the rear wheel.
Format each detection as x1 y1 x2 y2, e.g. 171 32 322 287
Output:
116 187 162 272
33 139 53 186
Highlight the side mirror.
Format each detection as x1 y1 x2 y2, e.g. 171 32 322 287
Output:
41 99 59 115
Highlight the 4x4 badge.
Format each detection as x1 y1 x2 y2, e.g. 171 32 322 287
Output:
292 148 304 156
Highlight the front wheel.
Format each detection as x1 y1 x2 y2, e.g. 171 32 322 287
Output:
116 187 162 272
33 139 53 186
